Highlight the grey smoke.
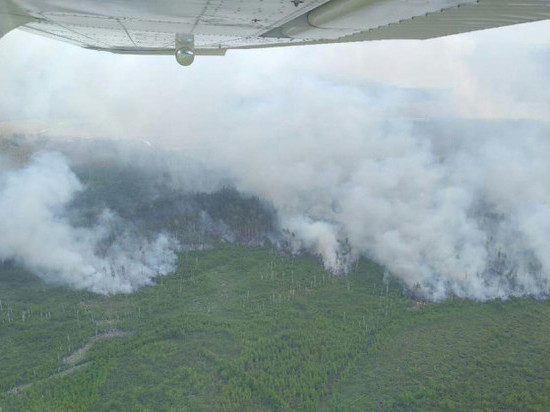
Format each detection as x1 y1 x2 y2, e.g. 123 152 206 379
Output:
0 151 177 294
2 23 550 300
3 126 550 301
177 112 550 301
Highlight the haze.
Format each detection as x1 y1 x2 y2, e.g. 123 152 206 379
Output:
1 20 550 300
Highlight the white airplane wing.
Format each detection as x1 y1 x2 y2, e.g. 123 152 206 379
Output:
1 0 550 65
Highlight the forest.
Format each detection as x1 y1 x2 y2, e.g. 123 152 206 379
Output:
0 141 549 410
1 245 549 411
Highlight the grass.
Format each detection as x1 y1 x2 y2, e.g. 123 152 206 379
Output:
0 245 549 411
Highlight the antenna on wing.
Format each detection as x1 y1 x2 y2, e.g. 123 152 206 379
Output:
175 34 195 66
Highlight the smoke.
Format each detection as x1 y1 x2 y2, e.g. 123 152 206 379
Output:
282 216 348 274
9 123 550 302
2 22 550 300
3 122 550 301
0 151 177 294
166 99 550 301
231 117 550 301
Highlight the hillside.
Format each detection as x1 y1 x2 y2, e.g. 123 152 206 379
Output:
1 245 549 411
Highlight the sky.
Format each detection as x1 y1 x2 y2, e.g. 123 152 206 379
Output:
1 20 550 300
1 19 550 134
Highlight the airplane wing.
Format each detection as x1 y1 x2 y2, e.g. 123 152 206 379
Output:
1 0 550 65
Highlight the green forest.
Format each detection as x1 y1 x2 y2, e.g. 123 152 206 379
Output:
1 245 549 411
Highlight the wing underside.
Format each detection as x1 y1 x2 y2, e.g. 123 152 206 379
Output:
2 0 550 55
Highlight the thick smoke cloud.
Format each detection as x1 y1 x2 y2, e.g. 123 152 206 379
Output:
3 125 550 301
1 21 550 300
0 151 177 294
270 124 550 301
200 105 550 300
11 126 550 302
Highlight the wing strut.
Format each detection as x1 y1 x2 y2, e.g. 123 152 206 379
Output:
0 0 35 39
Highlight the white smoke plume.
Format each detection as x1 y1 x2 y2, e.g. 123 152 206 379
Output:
2 22 550 300
230 119 550 301
0 151 177 294
169 86 550 301
3 125 550 301
26 126 550 302
282 216 349 274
